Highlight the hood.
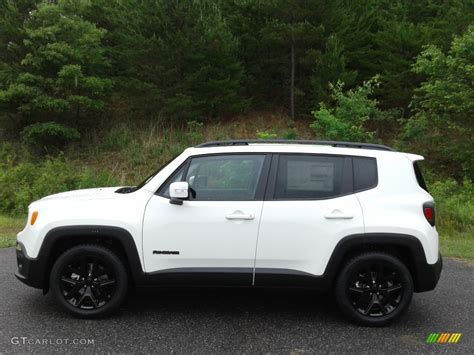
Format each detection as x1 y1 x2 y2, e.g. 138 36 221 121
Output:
40 187 123 202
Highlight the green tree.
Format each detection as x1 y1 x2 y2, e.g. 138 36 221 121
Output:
0 0 112 131
91 0 246 123
257 0 324 120
309 34 357 106
401 26 474 179
311 77 389 142
341 0 474 114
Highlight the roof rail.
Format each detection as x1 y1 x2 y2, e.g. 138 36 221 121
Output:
196 139 395 151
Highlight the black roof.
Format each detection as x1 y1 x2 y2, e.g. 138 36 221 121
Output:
196 139 394 151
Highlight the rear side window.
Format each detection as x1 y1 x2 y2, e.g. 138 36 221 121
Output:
353 157 377 192
413 161 428 192
274 155 345 199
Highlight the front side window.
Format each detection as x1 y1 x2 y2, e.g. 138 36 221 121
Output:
274 154 345 200
185 155 266 201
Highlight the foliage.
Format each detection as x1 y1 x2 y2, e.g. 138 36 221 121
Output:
310 34 357 106
93 0 247 122
429 178 474 259
0 0 472 180
401 26 474 179
256 130 278 140
0 154 116 214
310 77 389 141
21 122 80 153
430 179 473 234
0 214 24 248
0 0 112 130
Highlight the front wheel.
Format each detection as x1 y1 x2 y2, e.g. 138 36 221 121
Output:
50 244 128 318
335 252 413 326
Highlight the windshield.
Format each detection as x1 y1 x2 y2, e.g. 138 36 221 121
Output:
116 155 179 194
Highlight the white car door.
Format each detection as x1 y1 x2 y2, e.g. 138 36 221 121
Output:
255 154 365 286
143 153 270 286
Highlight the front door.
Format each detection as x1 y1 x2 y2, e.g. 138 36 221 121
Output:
143 153 270 286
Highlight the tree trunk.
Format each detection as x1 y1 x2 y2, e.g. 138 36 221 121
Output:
290 33 295 121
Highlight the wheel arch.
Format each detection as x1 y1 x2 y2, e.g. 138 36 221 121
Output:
324 233 437 292
38 226 146 292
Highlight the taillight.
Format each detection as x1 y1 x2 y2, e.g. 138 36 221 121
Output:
423 202 435 226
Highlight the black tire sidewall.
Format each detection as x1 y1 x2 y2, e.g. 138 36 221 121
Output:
335 252 414 326
50 244 128 318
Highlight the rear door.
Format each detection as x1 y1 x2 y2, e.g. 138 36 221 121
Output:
254 153 365 286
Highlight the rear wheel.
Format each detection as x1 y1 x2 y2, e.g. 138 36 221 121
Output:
335 252 413 326
50 244 128 318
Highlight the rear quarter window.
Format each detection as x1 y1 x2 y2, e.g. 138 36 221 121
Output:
353 157 378 192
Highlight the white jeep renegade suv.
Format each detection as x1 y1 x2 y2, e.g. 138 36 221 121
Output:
15 140 442 326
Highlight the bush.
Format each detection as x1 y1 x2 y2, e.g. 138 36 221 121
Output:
0 154 116 214
310 78 386 142
429 179 473 234
256 130 277 140
102 126 132 151
21 122 80 154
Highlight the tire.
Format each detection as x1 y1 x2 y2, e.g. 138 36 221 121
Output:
335 252 413 327
49 244 128 318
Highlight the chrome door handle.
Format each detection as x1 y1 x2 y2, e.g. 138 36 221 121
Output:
225 213 255 220
324 213 353 219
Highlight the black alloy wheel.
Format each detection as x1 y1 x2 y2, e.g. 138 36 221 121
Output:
335 252 414 326
50 244 128 318
59 254 116 310
347 260 403 317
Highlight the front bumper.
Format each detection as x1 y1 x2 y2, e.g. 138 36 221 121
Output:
414 252 443 292
15 242 44 289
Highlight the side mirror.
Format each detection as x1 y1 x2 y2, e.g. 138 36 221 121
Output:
169 181 189 205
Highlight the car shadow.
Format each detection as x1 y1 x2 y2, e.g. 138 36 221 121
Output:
122 287 343 321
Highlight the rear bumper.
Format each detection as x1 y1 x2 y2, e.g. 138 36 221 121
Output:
15 242 44 289
414 252 443 292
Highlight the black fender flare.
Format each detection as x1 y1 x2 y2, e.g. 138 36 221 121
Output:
21 225 146 290
323 233 442 292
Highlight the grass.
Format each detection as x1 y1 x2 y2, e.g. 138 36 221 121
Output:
0 215 25 248
439 233 473 260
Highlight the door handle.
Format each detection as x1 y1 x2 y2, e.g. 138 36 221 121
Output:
324 211 353 219
225 213 255 220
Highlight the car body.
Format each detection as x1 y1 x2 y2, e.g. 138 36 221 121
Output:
15 140 442 325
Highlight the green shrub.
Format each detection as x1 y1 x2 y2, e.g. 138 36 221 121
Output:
429 179 473 234
0 154 117 214
21 122 80 154
281 128 298 140
102 126 132 151
310 78 385 142
256 130 277 140
186 120 204 145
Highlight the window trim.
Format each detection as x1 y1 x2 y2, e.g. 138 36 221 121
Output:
156 153 272 201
